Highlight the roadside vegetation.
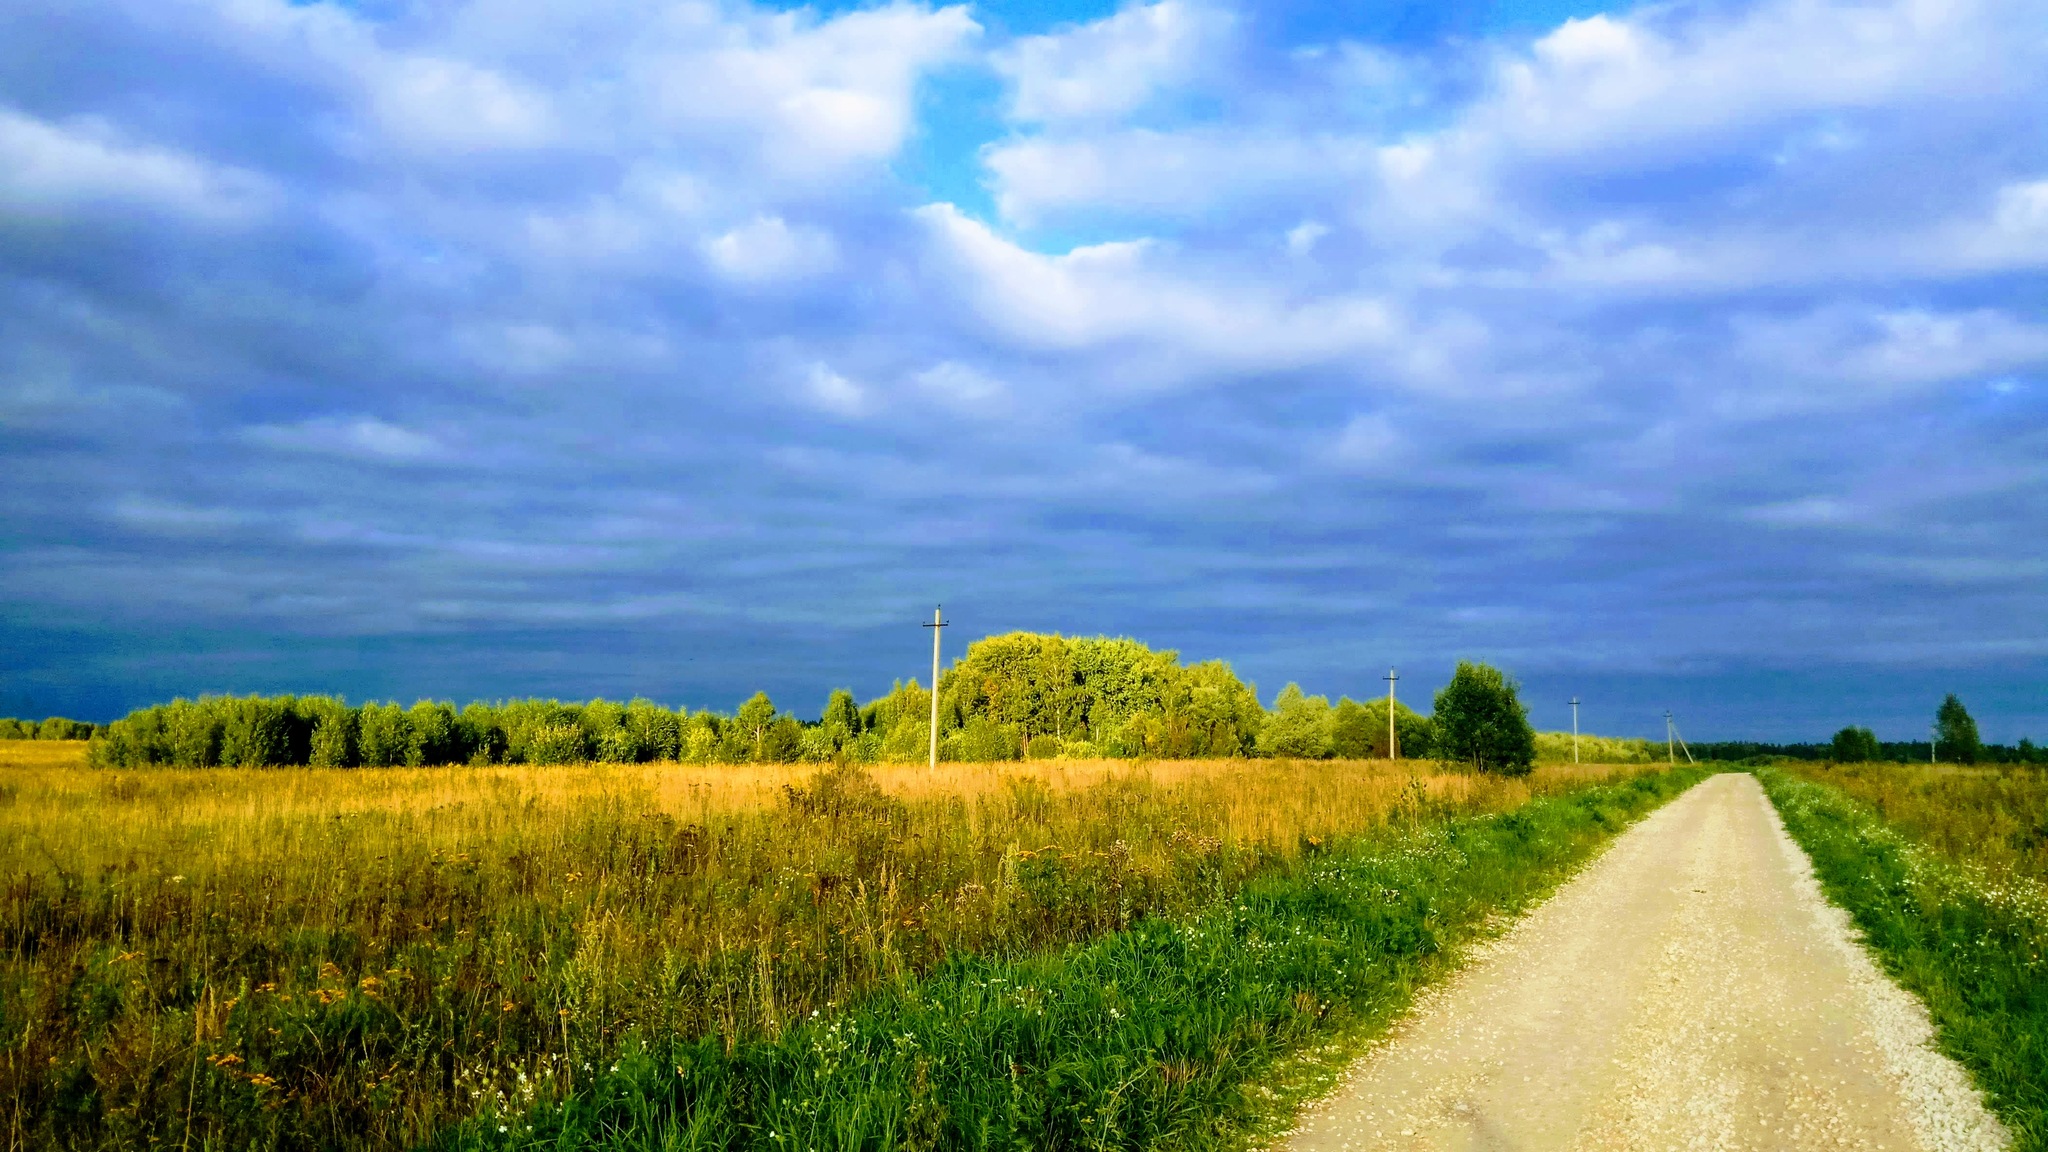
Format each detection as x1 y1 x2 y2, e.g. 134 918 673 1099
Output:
0 735 1678 1151
1759 763 2048 1150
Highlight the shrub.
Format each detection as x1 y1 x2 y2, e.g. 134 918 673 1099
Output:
526 723 587 765
1432 661 1536 776
1025 734 1060 760
945 716 1020 762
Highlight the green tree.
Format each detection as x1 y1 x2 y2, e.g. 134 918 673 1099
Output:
1329 697 1432 759
306 698 360 767
1257 684 1332 759
1934 694 1981 764
734 692 778 761
821 689 862 735
1432 662 1535 776
357 703 413 767
1829 725 1881 763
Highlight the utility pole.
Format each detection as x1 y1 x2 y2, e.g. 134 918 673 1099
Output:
1384 668 1399 761
923 605 948 771
1931 722 1938 765
1570 697 1580 764
1665 712 1695 764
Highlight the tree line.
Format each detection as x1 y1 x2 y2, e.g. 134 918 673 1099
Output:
84 633 1550 775
0 716 96 740
1694 694 2043 765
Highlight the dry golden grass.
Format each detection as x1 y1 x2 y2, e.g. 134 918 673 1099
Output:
0 742 1643 1149
1780 759 2048 883
0 741 1632 876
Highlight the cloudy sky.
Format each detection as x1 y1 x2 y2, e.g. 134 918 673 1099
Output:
3 0 2044 740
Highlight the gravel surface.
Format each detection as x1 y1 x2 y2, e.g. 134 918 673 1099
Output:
1282 773 2009 1152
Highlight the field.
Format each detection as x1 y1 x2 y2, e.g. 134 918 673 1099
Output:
0 741 1675 1150
1760 762 2048 1150
1777 760 2048 882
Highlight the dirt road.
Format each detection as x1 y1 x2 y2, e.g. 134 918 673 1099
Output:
1283 773 2008 1152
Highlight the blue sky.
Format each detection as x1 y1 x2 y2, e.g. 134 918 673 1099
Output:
3 0 2045 741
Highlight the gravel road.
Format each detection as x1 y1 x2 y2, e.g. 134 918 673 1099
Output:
1282 772 2009 1152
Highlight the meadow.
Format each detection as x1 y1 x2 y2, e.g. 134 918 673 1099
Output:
1761 761 2048 1150
0 741 1668 1151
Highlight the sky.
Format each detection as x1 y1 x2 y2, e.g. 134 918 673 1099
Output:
2 0 2045 741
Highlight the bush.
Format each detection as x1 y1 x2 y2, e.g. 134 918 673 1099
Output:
945 716 1020 762
526 723 588 766
1025 734 1061 760
1432 662 1536 776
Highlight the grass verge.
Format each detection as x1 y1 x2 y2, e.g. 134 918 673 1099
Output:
441 767 1711 1151
1757 767 2048 1151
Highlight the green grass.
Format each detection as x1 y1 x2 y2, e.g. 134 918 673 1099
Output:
441 767 1711 1151
1757 767 2048 1151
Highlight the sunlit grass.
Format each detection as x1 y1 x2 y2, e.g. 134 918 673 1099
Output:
1777 760 2048 882
1759 765 2048 1150
0 742 1642 1149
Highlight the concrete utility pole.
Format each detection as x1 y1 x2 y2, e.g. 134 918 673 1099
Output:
1384 668 1400 761
923 605 948 771
1666 711 1676 765
1570 697 1581 764
1931 723 1939 765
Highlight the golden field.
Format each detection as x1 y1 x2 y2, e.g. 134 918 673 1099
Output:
0 741 1642 1149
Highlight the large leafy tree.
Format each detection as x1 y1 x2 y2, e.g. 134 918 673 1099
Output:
734 692 778 761
1431 662 1535 776
1934 694 1981 764
1829 725 1881 763
1256 684 1332 759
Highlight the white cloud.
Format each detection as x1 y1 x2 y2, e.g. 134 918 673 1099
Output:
805 362 866 417
640 2 979 175
1748 496 1860 527
1286 220 1330 256
0 106 274 222
366 56 554 153
913 361 1007 412
108 496 253 535
1331 412 1401 468
1728 307 2048 412
915 203 1400 373
704 216 838 284
983 128 1359 224
244 416 441 460
996 0 1233 123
